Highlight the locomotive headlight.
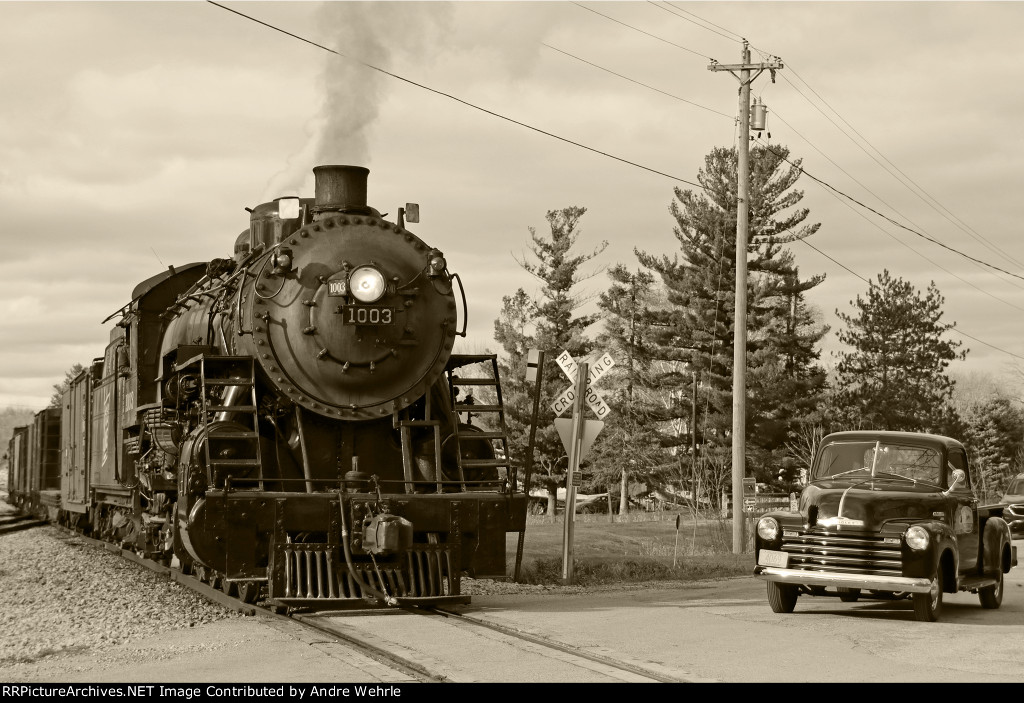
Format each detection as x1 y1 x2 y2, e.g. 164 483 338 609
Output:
905 525 930 551
349 266 386 303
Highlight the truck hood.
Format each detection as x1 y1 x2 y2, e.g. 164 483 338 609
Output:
799 481 950 532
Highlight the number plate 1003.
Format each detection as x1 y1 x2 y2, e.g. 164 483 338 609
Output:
341 305 394 325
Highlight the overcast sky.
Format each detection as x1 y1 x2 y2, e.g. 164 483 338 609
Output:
2 0 1024 409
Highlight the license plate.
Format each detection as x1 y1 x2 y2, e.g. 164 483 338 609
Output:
758 549 789 568
340 305 394 325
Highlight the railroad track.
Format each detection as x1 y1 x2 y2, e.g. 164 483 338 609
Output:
41 523 696 683
0 513 49 536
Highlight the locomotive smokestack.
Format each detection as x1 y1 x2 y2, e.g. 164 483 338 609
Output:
312 165 370 215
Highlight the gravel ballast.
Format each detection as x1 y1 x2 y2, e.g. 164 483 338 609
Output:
0 511 239 674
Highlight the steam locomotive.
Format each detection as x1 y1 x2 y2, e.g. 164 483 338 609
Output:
6 165 527 609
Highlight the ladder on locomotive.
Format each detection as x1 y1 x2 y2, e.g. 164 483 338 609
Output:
446 354 512 491
199 356 264 490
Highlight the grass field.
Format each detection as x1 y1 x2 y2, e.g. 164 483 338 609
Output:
506 512 756 585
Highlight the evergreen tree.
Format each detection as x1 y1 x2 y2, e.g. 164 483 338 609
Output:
590 266 667 515
960 396 1024 500
50 363 85 409
634 144 827 498
493 207 607 516
833 270 966 432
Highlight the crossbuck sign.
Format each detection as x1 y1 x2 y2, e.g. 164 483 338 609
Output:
551 350 614 419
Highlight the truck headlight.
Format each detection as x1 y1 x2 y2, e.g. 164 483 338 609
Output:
757 516 780 541
905 525 929 551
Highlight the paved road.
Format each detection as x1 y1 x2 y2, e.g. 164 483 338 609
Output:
462 539 1024 682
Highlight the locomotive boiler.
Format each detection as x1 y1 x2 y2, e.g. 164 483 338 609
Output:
52 165 526 608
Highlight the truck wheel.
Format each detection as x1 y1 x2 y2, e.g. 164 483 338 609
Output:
838 587 861 602
979 569 1003 609
767 581 798 613
913 568 943 622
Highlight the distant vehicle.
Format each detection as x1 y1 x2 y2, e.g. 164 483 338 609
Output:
1000 474 1024 538
754 431 1016 622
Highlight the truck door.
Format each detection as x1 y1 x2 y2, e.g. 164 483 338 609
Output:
949 447 978 572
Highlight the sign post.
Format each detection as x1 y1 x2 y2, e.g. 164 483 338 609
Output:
551 350 615 585
561 362 589 585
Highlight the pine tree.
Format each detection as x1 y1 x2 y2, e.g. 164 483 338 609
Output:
634 145 827 499
589 266 668 515
963 396 1024 500
493 207 607 516
833 270 966 433
50 363 85 409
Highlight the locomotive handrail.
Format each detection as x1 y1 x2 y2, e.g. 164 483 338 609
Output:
451 272 468 338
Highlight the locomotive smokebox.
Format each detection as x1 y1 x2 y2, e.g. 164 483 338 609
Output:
313 165 370 215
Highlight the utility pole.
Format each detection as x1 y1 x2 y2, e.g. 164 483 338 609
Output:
708 41 783 555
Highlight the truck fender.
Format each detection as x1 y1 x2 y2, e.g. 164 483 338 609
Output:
981 516 1012 575
904 520 958 584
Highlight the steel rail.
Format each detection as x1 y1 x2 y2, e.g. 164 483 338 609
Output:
410 605 698 683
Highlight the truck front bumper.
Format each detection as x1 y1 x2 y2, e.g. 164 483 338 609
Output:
756 566 933 594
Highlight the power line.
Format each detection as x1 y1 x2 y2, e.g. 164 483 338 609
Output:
655 1 744 43
797 238 1024 361
792 155 1024 283
544 20 1024 351
764 106 1024 293
548 7 1024 292
570 2 715 60
206 1 702 188
787 145 1024 313
541 43 733 118
782 63 1024 270
645 4 1024 275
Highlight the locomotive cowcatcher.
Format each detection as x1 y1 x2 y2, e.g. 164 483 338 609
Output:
61 165 527 609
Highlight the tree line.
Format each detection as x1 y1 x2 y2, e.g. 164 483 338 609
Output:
492 143 1023 513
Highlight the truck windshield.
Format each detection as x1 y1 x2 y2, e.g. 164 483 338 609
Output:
813 441 942 485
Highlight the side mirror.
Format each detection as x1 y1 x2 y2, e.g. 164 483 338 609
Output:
944 468 966 495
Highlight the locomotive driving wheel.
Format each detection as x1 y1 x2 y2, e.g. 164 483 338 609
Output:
237 581 262 604
220 577 238 598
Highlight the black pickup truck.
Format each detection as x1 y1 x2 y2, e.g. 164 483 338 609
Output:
754 431 1017 622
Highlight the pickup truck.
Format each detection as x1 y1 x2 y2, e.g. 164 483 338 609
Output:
754 430 1017 622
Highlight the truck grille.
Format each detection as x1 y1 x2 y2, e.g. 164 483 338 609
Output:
781 531 903 576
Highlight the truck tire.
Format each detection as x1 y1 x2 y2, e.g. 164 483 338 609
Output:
767 581 798 613
913 567 943 622
979 569 1003 609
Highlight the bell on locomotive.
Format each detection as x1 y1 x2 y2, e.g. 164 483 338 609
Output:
149 165 526 609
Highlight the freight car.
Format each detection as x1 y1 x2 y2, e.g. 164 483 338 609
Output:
6 165 527 610
5 408 60 517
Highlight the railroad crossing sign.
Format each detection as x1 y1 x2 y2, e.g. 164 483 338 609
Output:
553 417 604 465
551 350 614 419
551 350 614 463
